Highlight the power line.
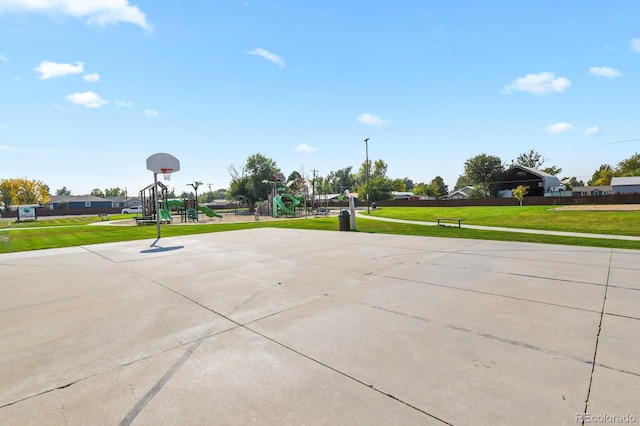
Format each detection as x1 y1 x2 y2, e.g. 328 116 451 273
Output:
599 138 640 145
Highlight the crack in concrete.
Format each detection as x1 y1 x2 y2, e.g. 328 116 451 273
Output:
581 250 613 425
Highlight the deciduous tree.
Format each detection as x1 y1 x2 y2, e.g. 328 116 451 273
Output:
227 153 279 212
0 178 50 207
512 185 529 206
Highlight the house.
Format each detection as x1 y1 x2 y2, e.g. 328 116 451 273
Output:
107 196 142 208
611 176 640 194
442 186 475 200
572 185 612 196
495 166 562 197
45 195 113 210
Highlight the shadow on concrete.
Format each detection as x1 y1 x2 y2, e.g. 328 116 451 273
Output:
140 239 184 254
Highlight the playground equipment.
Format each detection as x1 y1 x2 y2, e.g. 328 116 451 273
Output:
199 205 223 219
272 193 305 218
165 199 223 222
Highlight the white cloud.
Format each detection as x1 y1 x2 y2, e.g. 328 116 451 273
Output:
1 123 7 128
82 72 100 82
115 100 133 107
545 122 575 134
248 48 286 67
584 126 600 136
35 60 83 79
144 109 159 118
589 66 621 78
294 143 316 153
630 38 640 52
358 113 390 126
0 54 7 61
1 145 19 151
66 91 108 108
0 0 151 30
503 72 571 95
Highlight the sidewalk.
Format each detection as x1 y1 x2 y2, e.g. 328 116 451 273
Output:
357 211 640 241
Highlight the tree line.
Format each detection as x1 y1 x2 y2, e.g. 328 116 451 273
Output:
2 150 639 210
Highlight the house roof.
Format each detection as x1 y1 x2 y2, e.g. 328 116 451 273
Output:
47 195 110 204
442 186 474 199
504 165 562 190
611 176 640 186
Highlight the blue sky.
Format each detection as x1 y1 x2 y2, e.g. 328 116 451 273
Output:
1 1 640 196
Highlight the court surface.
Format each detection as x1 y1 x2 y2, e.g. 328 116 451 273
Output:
1 228 638 425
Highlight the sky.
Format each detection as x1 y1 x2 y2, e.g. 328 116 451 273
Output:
1 0 640 196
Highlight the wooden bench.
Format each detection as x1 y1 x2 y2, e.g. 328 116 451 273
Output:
98 213 110 221
436 218 463 228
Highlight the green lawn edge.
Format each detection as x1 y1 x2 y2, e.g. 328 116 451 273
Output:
2 211 640 253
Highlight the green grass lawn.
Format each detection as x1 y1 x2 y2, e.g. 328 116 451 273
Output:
2 206 640 253
368 206 640 236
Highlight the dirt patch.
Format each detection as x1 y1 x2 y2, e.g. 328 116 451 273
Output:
553 204 640 211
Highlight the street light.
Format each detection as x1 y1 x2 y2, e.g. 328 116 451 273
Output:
364 138 370 214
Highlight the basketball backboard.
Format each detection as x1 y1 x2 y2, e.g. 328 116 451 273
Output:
146 153 180 175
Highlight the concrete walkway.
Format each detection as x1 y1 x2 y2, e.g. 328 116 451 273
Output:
357 211 640 241
1 228 638 425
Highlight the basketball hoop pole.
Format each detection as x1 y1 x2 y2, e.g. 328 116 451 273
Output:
146 153 180 240
153 172 161 239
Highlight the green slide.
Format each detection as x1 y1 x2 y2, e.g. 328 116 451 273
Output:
159 208 173 223
273 194 302 217
198 205 223 218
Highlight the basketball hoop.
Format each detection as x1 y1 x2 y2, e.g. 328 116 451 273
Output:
161 168 174 181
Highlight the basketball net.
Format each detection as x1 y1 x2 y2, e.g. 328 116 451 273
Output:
161 168 174 181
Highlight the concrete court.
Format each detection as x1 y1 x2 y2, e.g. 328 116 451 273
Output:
0 228 638 425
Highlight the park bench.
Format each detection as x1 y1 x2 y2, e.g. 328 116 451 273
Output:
135 215 155 225
98 213 110 221
436 217 464 228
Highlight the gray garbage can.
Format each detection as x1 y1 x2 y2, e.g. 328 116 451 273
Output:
338 209 350 231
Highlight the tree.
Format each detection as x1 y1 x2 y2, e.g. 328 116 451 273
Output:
90 188 105 197
413 182 437 197
391 178 406 192
454 174 474 191
514 149 546 169
105 187 126 197
55 186 72 196
326 167 355 193
513 149 562 175
512 185 529 206
402 177 415 191
616 153 640 176
227 153 279 212
562 177 584 189
588 164 613 186
540 165 562 176
0 178 50 207
459 153 505 196
430 176 448 197
357 159 394 201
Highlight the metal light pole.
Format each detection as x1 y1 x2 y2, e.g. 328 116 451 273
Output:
364 138 370 214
